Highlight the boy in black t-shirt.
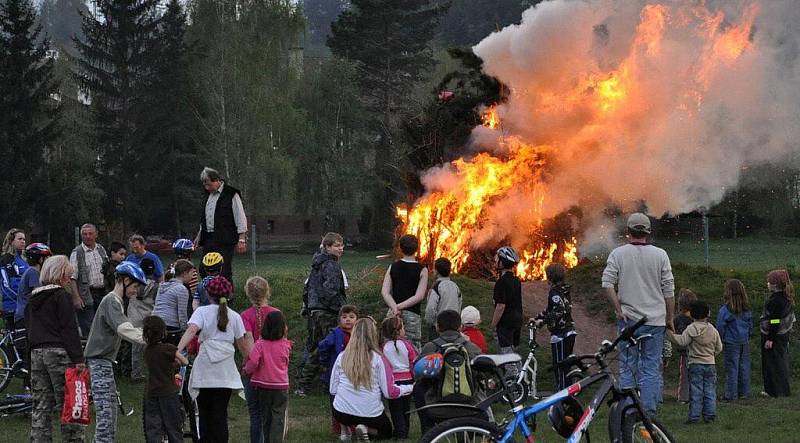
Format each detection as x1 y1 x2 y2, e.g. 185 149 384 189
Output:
491 246 522 374
381 234 428 349
142 315 188 443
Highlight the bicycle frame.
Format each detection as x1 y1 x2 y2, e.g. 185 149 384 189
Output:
0 328 26 375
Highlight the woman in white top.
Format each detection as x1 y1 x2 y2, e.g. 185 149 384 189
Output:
178 276 252 442
330 318 413 440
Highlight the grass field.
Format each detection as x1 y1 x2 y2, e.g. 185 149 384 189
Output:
3 237 799 442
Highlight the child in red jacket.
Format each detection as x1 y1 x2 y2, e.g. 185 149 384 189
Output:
461 306 487 353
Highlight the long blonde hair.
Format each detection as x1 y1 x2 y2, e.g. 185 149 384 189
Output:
723 279 751 314
341 318 381 390
2 228 24 256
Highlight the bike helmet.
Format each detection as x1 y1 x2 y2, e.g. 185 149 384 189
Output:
202 252 224 272
115 262 146 285
206 275 233 297
25 243 52 259
547 396 584 438
496 246 519 266
172 238 194 255
413 353 444 379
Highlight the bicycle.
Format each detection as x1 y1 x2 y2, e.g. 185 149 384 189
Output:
504 319 541 405
0 327 28 392
419 317 676 443
0 393 32 416
177 362 200 442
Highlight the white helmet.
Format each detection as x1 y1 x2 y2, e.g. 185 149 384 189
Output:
497 246 519 265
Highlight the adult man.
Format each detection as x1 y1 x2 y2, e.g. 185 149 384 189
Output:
70 224 109 337
194 167 247 282
124 234 164 282
602 213 675 417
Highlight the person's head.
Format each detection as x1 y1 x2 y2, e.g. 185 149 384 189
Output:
461 305 481 328
436 309 462 333
434 257 452 278
200 167 223 193
2 228 26 256
341 318 381 390
690 300 710 321
172 259 195 282
128 234 146 256
677 288 697 313
495 246 519 270
172 238 194 259
201 252 224 275
80 224 98 247
114 262 146 298
142 315 166 346
339 305 359 332
39 255 73 287
626 213 651 240
109 241 127 262
398 234 419 257
206 275 233 332
139 258 156 280
767 269 795 305
380 316 405 343
261 310 287 341
24 243 52 267
723 279 750 314
322 232 344 258
545 263 566 284
245 276 270 307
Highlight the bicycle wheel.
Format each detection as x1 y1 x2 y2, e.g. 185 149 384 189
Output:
419 417 511 443
619 411 676 443
0 346 12 393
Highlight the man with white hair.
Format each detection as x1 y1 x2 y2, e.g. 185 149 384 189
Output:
194 167 248 282
602 212 675 417
70 223 108 337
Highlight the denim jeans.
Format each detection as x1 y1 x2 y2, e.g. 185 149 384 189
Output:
688 364 716 422
243 375 264 443
617 319 664 416
723 342 751 400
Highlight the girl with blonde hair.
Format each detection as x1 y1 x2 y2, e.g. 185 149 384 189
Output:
717 279 753 400
330 318 413 440
1 228 27 327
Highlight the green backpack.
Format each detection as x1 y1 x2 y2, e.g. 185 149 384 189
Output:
433 336 474 402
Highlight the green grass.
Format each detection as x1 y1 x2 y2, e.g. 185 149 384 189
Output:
4 244 800 442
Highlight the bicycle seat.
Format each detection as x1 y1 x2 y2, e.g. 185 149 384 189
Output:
471 354 521 370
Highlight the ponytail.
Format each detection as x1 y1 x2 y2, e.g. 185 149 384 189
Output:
217 296 229 332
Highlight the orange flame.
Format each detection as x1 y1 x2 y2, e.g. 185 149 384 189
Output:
482 105 501 129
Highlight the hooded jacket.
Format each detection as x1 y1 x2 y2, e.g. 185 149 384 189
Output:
716 304 752 345
668 320 723 365
25 285 83 364
305 251 346 313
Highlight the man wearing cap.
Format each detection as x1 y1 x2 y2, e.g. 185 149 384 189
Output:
601 213 675 417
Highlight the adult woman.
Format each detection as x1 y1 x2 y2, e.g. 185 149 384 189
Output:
1 228 28 327
151 259 196 345
25 255 84 442
760 269 795 397
178 276 251 442
329 318 413 441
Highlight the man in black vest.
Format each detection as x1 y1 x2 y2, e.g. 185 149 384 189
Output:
194 167 248 282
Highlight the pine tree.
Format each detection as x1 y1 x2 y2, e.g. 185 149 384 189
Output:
328 0 448 245
0 0 60 227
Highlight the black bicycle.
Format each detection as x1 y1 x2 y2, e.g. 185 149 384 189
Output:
0 327 28 392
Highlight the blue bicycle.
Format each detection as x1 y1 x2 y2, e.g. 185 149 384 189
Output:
419 317 675 443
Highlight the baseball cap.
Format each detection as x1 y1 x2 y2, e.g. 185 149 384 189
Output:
626 213 651 234
461 306 481 326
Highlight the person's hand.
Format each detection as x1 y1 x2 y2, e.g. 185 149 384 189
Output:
73 296 85 310
236 241 247 254
615 309 626 321
764 340 773 350
666 323 675 333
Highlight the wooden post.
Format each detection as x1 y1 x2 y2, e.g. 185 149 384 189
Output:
251 224 257 267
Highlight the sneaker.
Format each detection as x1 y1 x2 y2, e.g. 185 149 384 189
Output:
759 391 771 398
354 424 370 442
294 388 307 397
339 423 352 441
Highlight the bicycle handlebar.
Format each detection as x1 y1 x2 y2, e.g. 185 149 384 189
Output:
555 316 649 371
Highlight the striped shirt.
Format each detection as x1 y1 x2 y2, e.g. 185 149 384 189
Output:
151 280 190 330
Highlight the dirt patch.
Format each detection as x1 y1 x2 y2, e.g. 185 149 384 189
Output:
521 281 617 355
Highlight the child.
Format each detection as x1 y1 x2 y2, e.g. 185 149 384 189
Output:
166 239 199 297
717 279 752 401
319 305 359 439
534 263 576 390
243 311 292 443
673 289 697 403
381 234 428 349
193 252 224 310
128 258 159 381
142 315 188 443
424 257 462 340
460 306 487 353
491 246 522 369
667 300 723 424
103 241 127 292
380 316 417 439
84 262 146 442
241 276 280 443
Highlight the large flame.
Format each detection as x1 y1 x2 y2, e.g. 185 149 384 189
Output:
396 1 762 280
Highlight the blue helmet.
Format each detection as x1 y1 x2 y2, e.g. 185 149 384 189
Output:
172 238 194 254
115 262 146 285
413 353 444 379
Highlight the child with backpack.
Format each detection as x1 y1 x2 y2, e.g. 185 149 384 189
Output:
717 279 753 401
460 306 487 353
667 301 723 424
534 263 576 390
380 316 417 439
142 316 188 443
243 310 292 443
193 252 224 310
414 310 481 434
673 289 697 403
319 305 359 440
424 257 462 340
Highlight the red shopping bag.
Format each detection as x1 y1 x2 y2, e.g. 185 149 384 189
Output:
61 367 91 425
